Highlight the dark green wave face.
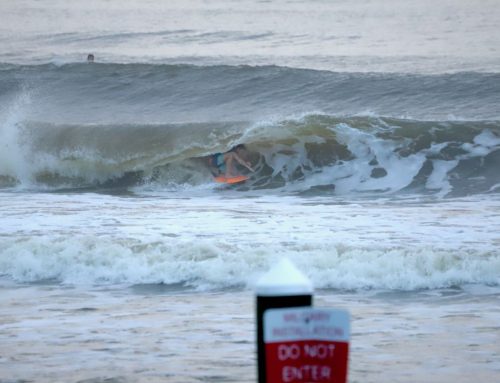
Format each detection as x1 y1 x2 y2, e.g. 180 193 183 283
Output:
1 114 499 197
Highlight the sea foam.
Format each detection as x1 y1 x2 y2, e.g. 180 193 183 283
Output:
1 192 499 291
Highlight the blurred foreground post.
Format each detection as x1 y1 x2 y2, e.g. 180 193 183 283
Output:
255 258 313 383
255 258 350 383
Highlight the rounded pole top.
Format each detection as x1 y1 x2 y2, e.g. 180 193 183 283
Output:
255 258 313 296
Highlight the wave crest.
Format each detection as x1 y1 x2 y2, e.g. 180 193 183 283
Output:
1 114 499 197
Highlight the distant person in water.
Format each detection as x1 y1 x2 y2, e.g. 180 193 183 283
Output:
208 144 254 178
87 54 94 63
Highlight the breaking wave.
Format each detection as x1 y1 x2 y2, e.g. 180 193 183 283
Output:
1 63 499 196
1 235 499 290
1 114 499 197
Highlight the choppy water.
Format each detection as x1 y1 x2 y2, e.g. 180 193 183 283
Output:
1 1 500 382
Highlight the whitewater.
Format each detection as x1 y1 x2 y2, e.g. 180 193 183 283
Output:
1 1 500 382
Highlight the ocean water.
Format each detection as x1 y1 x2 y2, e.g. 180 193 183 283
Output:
1 1 500 382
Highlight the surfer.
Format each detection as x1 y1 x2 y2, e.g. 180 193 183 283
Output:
208 144 254 178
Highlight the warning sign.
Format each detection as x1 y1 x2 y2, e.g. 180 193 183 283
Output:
264 307 350 383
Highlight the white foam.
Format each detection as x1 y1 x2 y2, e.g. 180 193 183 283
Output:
0 90 33 185
473 129 500 147
462 129 500 158
1 232 498 291
426 159 459 197
1 192 499 290
321 123 426 194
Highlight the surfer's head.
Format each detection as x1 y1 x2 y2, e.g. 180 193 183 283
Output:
232 144 246 153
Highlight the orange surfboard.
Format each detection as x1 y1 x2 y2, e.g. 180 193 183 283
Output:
214 175 249 184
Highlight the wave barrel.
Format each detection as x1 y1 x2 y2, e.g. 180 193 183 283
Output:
255 258 313 383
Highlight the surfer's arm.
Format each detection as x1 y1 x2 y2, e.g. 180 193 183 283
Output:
233 153 254 172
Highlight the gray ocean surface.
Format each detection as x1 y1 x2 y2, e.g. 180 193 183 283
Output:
1 1 500 382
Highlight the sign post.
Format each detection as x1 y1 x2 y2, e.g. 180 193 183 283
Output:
264 307 350 383
255 258 313 383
